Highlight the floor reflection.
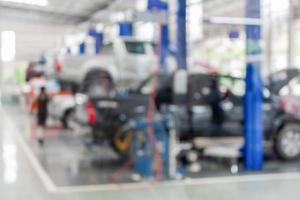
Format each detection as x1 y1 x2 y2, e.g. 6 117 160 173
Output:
2 111 18 184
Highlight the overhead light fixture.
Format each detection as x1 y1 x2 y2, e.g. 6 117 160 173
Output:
204 16 262 26
1 0 48 6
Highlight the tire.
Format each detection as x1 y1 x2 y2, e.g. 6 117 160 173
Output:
62 109 75 129
111 128 133 158
274 124 300 161
83 70 114 97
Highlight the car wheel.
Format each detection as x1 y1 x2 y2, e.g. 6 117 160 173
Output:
84 70 114 97
111 128 133 158
274 124 300 161
62 109 75 129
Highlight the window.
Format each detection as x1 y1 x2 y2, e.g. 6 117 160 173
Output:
150 42 158 54
102 43 113 54
1 31 16 62
219 76 245 96
139 75 171 95
125 41 145 54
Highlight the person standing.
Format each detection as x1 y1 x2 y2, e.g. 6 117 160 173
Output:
206 74 231 135
208 75 224 127
35 86 49 145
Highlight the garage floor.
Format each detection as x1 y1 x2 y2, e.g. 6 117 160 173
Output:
2 103 300 200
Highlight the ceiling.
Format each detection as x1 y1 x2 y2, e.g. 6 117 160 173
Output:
0 0 145 61
1 0 299 61
0 0 116 61
0 0 114 25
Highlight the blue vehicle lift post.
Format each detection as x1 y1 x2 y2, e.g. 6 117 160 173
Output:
79 42 86 55
160 22 169 71
89 28 104 54
176 0 187 70
147 0 169 71
244 0 264 170
129 0 176 179
131 114 178 179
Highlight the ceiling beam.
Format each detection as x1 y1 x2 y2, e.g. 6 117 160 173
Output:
0 4 89 25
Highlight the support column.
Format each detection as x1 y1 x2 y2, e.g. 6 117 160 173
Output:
176 0 187 70
89 28 104 54
160 24 170 71
79 42 86 55
244 0 264 170
288 0 295 68
147 0 169 71
265 0 273 75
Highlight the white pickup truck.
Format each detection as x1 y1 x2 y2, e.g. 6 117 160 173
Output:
48 38 156 128
58 37 156 92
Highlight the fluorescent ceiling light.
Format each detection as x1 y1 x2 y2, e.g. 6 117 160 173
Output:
1 0 48 6
204 16 262 26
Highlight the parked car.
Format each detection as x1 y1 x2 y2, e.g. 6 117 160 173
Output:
133 68 300 161
26 62 45 82
47 91 75 128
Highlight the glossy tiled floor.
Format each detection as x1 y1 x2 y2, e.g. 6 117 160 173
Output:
2 104 300 200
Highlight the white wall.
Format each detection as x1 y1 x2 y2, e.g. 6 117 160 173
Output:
0 19 73 62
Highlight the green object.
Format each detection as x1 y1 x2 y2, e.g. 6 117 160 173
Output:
15 65 26 86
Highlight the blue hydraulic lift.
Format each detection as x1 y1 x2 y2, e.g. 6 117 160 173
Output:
203 0 264 170
79 41 86 55
244 0 263 170
148 0 169 71
160 23 170 71
84 0 264 174
129 0 175 178
176 0 187 70
175 0 264 170
89 28 104 54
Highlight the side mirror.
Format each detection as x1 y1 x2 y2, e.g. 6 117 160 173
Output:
173 69 188 104
173 69 188 95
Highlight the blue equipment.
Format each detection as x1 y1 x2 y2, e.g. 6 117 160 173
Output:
119 22 134 37
130 115 171 178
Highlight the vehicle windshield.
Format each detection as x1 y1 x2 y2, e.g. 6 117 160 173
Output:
219 76 245 97
125 41 146 54
280 76 300 96
137 74 172 95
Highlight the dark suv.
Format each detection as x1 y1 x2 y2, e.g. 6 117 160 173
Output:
136 68 300 160
75 68 300 160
